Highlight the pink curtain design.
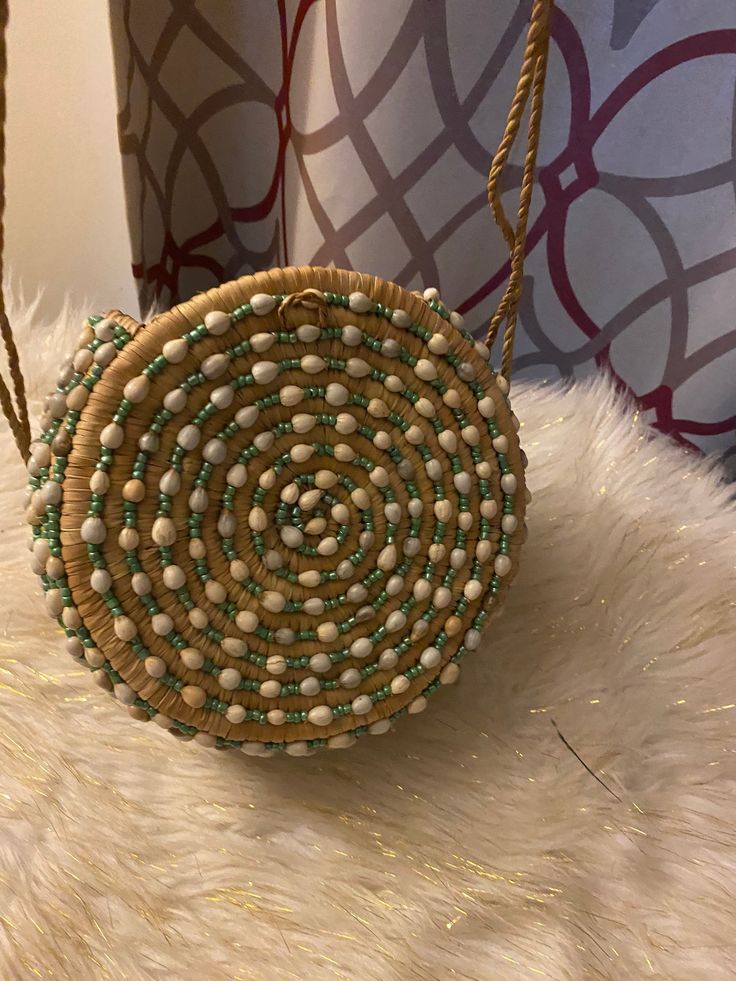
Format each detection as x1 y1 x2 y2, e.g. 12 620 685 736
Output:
108 0 736 465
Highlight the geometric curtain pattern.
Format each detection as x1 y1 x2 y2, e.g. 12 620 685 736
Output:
109 0 736 460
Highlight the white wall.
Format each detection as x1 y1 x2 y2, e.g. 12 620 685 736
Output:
5 0 138 321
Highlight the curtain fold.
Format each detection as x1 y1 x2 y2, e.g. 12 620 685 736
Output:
109 0 736 462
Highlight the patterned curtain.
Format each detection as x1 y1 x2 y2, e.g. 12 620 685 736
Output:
108 0 736 464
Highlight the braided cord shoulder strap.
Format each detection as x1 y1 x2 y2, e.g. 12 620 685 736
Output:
486 0 553 380
0 0 30 460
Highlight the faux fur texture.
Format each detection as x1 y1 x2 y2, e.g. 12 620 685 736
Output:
1 301 735 980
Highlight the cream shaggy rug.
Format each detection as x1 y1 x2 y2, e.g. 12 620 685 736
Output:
1 301 735 980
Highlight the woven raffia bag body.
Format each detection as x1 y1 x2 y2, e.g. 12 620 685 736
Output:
8 1 552 756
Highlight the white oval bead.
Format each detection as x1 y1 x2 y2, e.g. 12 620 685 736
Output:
464 579 483 601
425 459 442 481
385 308 410 331
204 309 231 335
346 357 370 378
351 694 373 715
181 685 206 708
204 580 227 604
163 388 187 413
317 537 338 556
480 500 498 520
236 610 259 633
285 741 311 757
464 628 482 651
114 683 136 706
118 527 139 550
159 469 181 495
496 374 510 394
300 355 325 374
494 554 512 576
501 514 518 534
420 646 441 669
434 500 452 523
331 503 350 524
298 677 320 697
176 425 200 450
325 382 349 406
492 435 509 454
377 544 397 572
251 361 278 385
433 587 451 609
296 323 321 342
94 342 117 367
438 430 457 453
308 705 333 727
386 610 407 633
163 564 186 590
405 425 424 445
202 438 227 464
501 473 518 494
385 575 404 597
440 662 461 685
414 358 437 381
138 431 159 453
181 647 204 669
226 463 248 488
454 472 472 495
151 612 173 636
218 511 236 537
339 668 362 689
478 395 496 418
201 352 230 379
317 621 339 643
235 405 259 429
114 615 137 641
100 423 124 449
130 572 150 597
80 516 106 544
162 338 188 363
267 709 286 726
290 444 313 463
246 506 266 532
391 675 410 695
379 648 399 671
350 638 373 659
249 331 275 353
145 656 167 679
226 704 247 724
279 384 303 406
218 668 241 691
280 526 303 548
298 569 321 588
461 425 480 446
250 293 276 316
428 333 449 355
348 291 372 313
261 590 286 613
88 568 111 593
309 652 332 673
351 487 371 510
336 414 358 435
292 413 316 434
341 324 362 346
266 654 287 675
189 487 208 513
260 680 282 698
415 398 436 420
124 374 150 404
408 695 427 715
152 516 176 546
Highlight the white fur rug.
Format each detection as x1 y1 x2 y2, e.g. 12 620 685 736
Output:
1 302 735 980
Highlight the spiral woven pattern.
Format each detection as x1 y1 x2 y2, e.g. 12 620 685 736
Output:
26 267 526 755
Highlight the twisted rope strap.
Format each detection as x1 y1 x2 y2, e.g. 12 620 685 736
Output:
0 0 30 460
485 0 553 381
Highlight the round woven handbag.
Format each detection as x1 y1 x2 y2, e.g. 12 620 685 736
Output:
4 0 553 755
